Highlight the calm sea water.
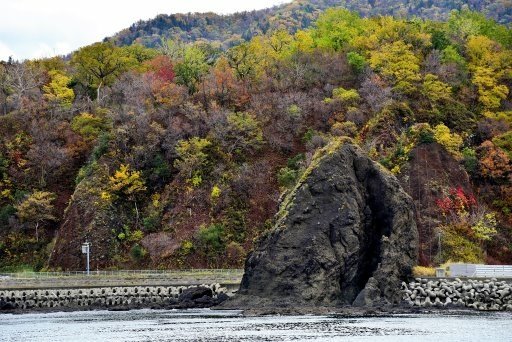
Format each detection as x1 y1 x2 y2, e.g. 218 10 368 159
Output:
1 309 511 342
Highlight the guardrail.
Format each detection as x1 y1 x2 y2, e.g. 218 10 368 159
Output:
0 269 245 290
450 264 512 278
0 269 244 279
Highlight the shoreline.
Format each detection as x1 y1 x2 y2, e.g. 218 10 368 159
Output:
2 302 511 317
2 277 511 316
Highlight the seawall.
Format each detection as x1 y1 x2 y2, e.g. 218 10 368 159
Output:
403 278 512 311
0 283 236 311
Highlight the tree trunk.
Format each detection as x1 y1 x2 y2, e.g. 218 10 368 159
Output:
97 81 103 104
134 201 139 228
40 166 46 188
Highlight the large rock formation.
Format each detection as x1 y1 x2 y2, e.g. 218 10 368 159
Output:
227 140 418 308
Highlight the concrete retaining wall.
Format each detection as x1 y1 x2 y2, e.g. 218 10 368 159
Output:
402 278 512 311
450 264 512 278
0 283 233 310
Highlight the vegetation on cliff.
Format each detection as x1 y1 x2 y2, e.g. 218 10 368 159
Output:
0 5 511 271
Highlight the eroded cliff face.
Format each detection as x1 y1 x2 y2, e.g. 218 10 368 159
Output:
227 141 418 308
398 142 473 265
49 169 117 270
48 166 128 270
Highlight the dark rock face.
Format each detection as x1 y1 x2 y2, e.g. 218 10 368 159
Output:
228 142 418 308
0 299 15 311
173 286 226 309
178 286 213 302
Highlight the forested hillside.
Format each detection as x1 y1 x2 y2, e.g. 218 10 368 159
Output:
110 0 512 48
0 8 511 271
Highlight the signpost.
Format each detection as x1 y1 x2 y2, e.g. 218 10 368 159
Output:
81 242 90 275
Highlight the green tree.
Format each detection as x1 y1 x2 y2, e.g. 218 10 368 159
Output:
347 52 366 73
226 42 258 80
15 191 56 242
222 112 264 157
332 87 360 104
121 44 157 66
269 29 293 55
441 227 484 263
0 153 12 201
197 223 225 262
174 46 208 94
471 212 498 242
472 66 509 110
174 137 212 185
277 167 299 188
493 131 512 160
352 16 431 52
71 42 133 101
441 45 466 66
71 112 110 142
313 9 363 51
130 243 147 261
448 10 512 47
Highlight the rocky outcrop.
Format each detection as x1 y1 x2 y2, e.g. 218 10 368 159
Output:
48 168 129 270
226 140 418 308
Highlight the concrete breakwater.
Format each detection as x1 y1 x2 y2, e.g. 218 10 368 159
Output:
402 278 512 311
0 283 233 311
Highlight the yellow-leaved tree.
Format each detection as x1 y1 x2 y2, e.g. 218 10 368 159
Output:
108 164 146 226
15 191 56 242
0 153 12 201
466 35 511 111
471 66 509 110
109 164 146 197
471 212 498 243
332 87 360 104
433 123 463 158
422 74 452 103
369 41 421 94
43 70 75 109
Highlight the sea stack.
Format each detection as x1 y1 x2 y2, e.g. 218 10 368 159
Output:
227 140 418 308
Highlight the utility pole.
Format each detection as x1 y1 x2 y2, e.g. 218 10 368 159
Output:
81 242 91 275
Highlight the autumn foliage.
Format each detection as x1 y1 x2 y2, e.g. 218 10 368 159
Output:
436 187 477 218
0 6 511 270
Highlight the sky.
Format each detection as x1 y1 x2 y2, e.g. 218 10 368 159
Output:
0 0 292 61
